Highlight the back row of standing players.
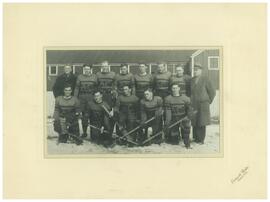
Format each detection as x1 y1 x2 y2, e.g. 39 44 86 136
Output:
52 61 213 149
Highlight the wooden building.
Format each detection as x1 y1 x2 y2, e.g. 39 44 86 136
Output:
46 49 220 91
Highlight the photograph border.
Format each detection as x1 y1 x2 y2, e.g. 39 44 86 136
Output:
43 46 224 159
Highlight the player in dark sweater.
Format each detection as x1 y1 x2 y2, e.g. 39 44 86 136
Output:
115 64 135 96
164 84 193 148
114 85 139 145
96 61 116 135
53 84 82 145
86 91 113 147
134 63 153 99
169 65 191 97
140 89 163 144
74 64 98 138
96 61 116 108
153 62 172 99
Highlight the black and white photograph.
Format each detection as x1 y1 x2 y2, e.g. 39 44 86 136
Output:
45 48 221 155
4 2 267 199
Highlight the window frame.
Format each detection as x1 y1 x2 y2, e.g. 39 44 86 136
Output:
208 56 219 70
93 64 112 72
48 65 58 76
71 65 76 74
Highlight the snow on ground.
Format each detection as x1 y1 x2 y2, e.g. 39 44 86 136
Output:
46 119 220 155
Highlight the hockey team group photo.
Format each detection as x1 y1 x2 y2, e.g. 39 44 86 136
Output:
46 49 220 155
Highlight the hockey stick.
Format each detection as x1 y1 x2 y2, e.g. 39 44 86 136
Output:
101 105 140 145
78 118 84 135
89 124 109 134
142 116 188 145
113 133 139 146
101 104 155 138
67 132 84 145
115 117 156 140
89 119 138 145
142 110 197 145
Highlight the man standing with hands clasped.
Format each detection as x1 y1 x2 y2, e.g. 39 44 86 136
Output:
191 63 216 144
52 64 77 98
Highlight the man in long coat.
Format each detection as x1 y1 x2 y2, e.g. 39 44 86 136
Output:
52 64 77 98
191 64 216 144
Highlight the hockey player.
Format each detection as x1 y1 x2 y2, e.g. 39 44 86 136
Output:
114 85 139 145
52 64 77 98
96 61 116 107
134 63 153 99
164 84 193 148
86 91 113 147
74 64 98 138
139 89 163 144
53 84 83 145
169 65 191 97
153 62 172 99
115 64 135 96
96 61 116 134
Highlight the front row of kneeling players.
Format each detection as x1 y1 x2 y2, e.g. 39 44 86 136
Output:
53 83 194 149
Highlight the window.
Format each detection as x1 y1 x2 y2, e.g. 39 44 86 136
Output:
208 56 219 70
93 64 111 72
110 63 121 73
48 65 58 76
167 64 176 74
72 65 76 74
73 64 84 75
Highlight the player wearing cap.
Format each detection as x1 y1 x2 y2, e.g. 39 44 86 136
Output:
191 63 216 144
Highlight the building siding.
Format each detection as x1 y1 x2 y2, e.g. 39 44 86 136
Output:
194 49 220 90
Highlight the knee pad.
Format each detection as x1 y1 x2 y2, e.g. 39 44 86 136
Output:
59 134 68 143
53 120 61 133
182 126 191 135
91 131 100 142
81 117 89 125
